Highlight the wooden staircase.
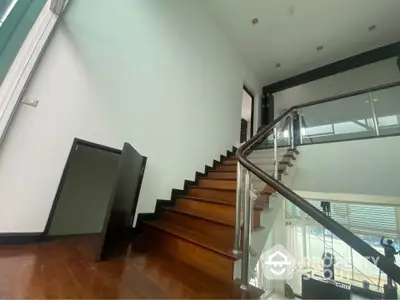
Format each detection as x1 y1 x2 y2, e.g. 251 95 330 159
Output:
137 147 297 285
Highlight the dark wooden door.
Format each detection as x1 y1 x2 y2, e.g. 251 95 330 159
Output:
45 142 120 237
240 119 248 143
96 143 147 261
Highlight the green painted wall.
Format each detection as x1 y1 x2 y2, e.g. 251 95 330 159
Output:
0 0 46 83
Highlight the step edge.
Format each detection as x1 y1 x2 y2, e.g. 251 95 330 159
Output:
198 177 236 181
163 207 234 227
189 186 236 192
176 196 236 206
142 220 237 259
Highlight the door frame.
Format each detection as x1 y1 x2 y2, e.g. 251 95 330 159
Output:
42 138 122 238
243 85 255 138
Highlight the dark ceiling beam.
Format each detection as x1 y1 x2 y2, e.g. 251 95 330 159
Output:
263 41 400 94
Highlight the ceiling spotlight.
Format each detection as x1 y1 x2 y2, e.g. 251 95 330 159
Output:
252 18 259 25
369 24 376 31
316 45 324 51
275 63 281 68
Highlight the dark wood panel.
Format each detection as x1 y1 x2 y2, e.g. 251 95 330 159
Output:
97 143 147 261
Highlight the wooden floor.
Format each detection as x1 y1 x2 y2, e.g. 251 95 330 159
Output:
0 236 262 299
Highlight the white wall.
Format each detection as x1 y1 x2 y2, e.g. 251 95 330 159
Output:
274 57 400 116
290 136 400 197
0 0 261 232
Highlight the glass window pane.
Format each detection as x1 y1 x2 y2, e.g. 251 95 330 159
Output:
371 86 400 136
305 124 333 136
334 121 367 134
0 0 17 25
301 93 375 143
378 115 398 127
351 234 385 289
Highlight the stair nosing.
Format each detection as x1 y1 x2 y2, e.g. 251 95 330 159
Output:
163 206 234 227
189 186 236 192
175 196 235 206
207 170 236 173
198 177 236 181
142 220 237 259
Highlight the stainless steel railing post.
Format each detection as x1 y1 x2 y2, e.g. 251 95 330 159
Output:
299 109 303 145
240 169 251 290
368 93 380 136
273 127 278 180
290 115 295 149
233 161 242 254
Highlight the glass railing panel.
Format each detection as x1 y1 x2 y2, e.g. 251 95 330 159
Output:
250 194 399 299
299 92 377 144
370 85 400 137
244 120 291 195
253 118 290 150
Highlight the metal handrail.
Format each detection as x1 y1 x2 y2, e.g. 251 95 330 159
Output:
293 80 400 110
236 80 400 289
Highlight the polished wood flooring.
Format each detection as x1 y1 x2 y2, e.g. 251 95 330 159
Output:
0 235 262 299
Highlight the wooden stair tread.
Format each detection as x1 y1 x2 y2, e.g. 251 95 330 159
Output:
177 196 235 206
176 196 262 211
210 170 236 173
199 177 236 181
143 219 237 259
190 186 236 192
206 170 236 179
164 207 234 227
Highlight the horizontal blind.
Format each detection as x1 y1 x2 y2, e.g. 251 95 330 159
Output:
300 200 398 236
348 204 397 234
286 201 301 219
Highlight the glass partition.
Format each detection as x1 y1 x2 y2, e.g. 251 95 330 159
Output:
295 83 400 145
370 85 400 137
300 92 376 144
236 82 400 296
249 194 399 298
254 118 291 150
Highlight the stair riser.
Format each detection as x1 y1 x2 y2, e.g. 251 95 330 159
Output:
188 188 235 203
207 172 236 179
215 165 236 172
220 160 237 166
198 179 236 189
143 224 234 283
174 198 261 230
175 198 235 225
161 210 234 242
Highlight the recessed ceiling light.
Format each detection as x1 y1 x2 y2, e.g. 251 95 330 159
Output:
252 18 259 25
275 63 281 68
369 24 376 31
316 45 324 51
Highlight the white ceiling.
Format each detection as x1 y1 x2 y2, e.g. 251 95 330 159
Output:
203 0 400 86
